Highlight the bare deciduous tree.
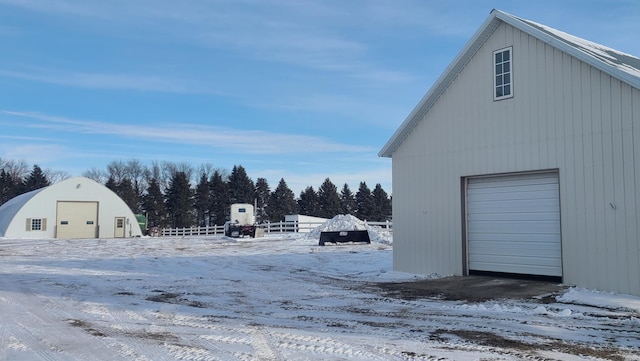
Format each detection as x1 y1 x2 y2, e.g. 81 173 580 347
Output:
125 158 147 202
197 163 216 179
107 160 127 183
44 169 70 184
83 168 108 183
1 159 29 181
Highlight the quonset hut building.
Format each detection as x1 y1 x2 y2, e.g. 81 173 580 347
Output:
0 177 142 239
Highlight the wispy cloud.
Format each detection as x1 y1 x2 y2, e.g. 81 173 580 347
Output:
0 67 223 94
260 93 409 129
0 142 69 164
0 134 58 142
0 0 420 87
0 0 430 137
0 0 95 16
2 110 375 154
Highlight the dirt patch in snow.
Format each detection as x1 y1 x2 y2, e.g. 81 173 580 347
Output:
146 291 209 308
68 319 106 337
430 329 626 360
376 275 568 302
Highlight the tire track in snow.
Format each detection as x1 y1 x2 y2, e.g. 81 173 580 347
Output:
150 312 250 361
0 272 69 360
0 296 7 360
173 315 253 360
166 313 387 360
0 296 29 359
0 298 7 361
0 293 69 361
2 281 167 360
248 326 280 360
78 302 174 361
270 331 380 360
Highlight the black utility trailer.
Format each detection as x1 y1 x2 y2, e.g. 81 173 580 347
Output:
319 230 371 246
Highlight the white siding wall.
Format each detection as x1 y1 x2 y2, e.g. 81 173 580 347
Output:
392 22 640 295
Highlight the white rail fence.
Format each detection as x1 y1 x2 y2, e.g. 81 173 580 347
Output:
159 220 392 237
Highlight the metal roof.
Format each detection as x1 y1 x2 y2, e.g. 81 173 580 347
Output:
0 188 43 237
379 9 640 158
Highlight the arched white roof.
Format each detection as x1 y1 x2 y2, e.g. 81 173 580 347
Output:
0 188 44 236
0 176 142 238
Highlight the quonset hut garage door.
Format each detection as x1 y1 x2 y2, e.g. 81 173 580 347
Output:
56 201 99 239
466 172 562 277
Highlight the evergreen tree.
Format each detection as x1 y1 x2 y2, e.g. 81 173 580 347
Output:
0 169 19 205
268 178 297 222
228 165 255 204
372 183 392 221
298 186 319 216
355 181 374 221
143 178 168 228
254 177 270 223
116 178 140 213
165 171 193 228
317 178 341 218
340 183 356 215
21 164 50 193
194 173 211 226
209 170 230 226
105 176 117 192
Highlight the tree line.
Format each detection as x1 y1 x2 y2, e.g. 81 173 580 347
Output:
0 161 53 204
0 158 392 229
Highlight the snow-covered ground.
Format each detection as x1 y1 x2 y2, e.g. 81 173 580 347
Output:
1 216 639 360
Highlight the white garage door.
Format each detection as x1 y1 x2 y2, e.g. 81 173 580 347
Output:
467 172 562 277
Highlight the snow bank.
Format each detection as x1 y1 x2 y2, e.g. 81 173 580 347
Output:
305 214 392 245
557 287 640 313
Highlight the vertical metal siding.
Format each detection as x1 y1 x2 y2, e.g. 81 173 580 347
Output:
391 22 640 295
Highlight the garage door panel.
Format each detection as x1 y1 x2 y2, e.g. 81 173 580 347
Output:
468 233 563 243
468 220 560 234
470 254 561 268
469 211 560 222
470 257 562 268
468 201 559 213
469 179 558 191
468 197 558 208
469 207 560 218
468 195 558 207
469 241 561 255
468 184 559 200
470 260 562 277
467 172 562 277
468 174 558 188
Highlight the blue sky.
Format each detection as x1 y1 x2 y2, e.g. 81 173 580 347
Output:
1 0 639 195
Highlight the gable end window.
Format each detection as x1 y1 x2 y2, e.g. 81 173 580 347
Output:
494 47 513 100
